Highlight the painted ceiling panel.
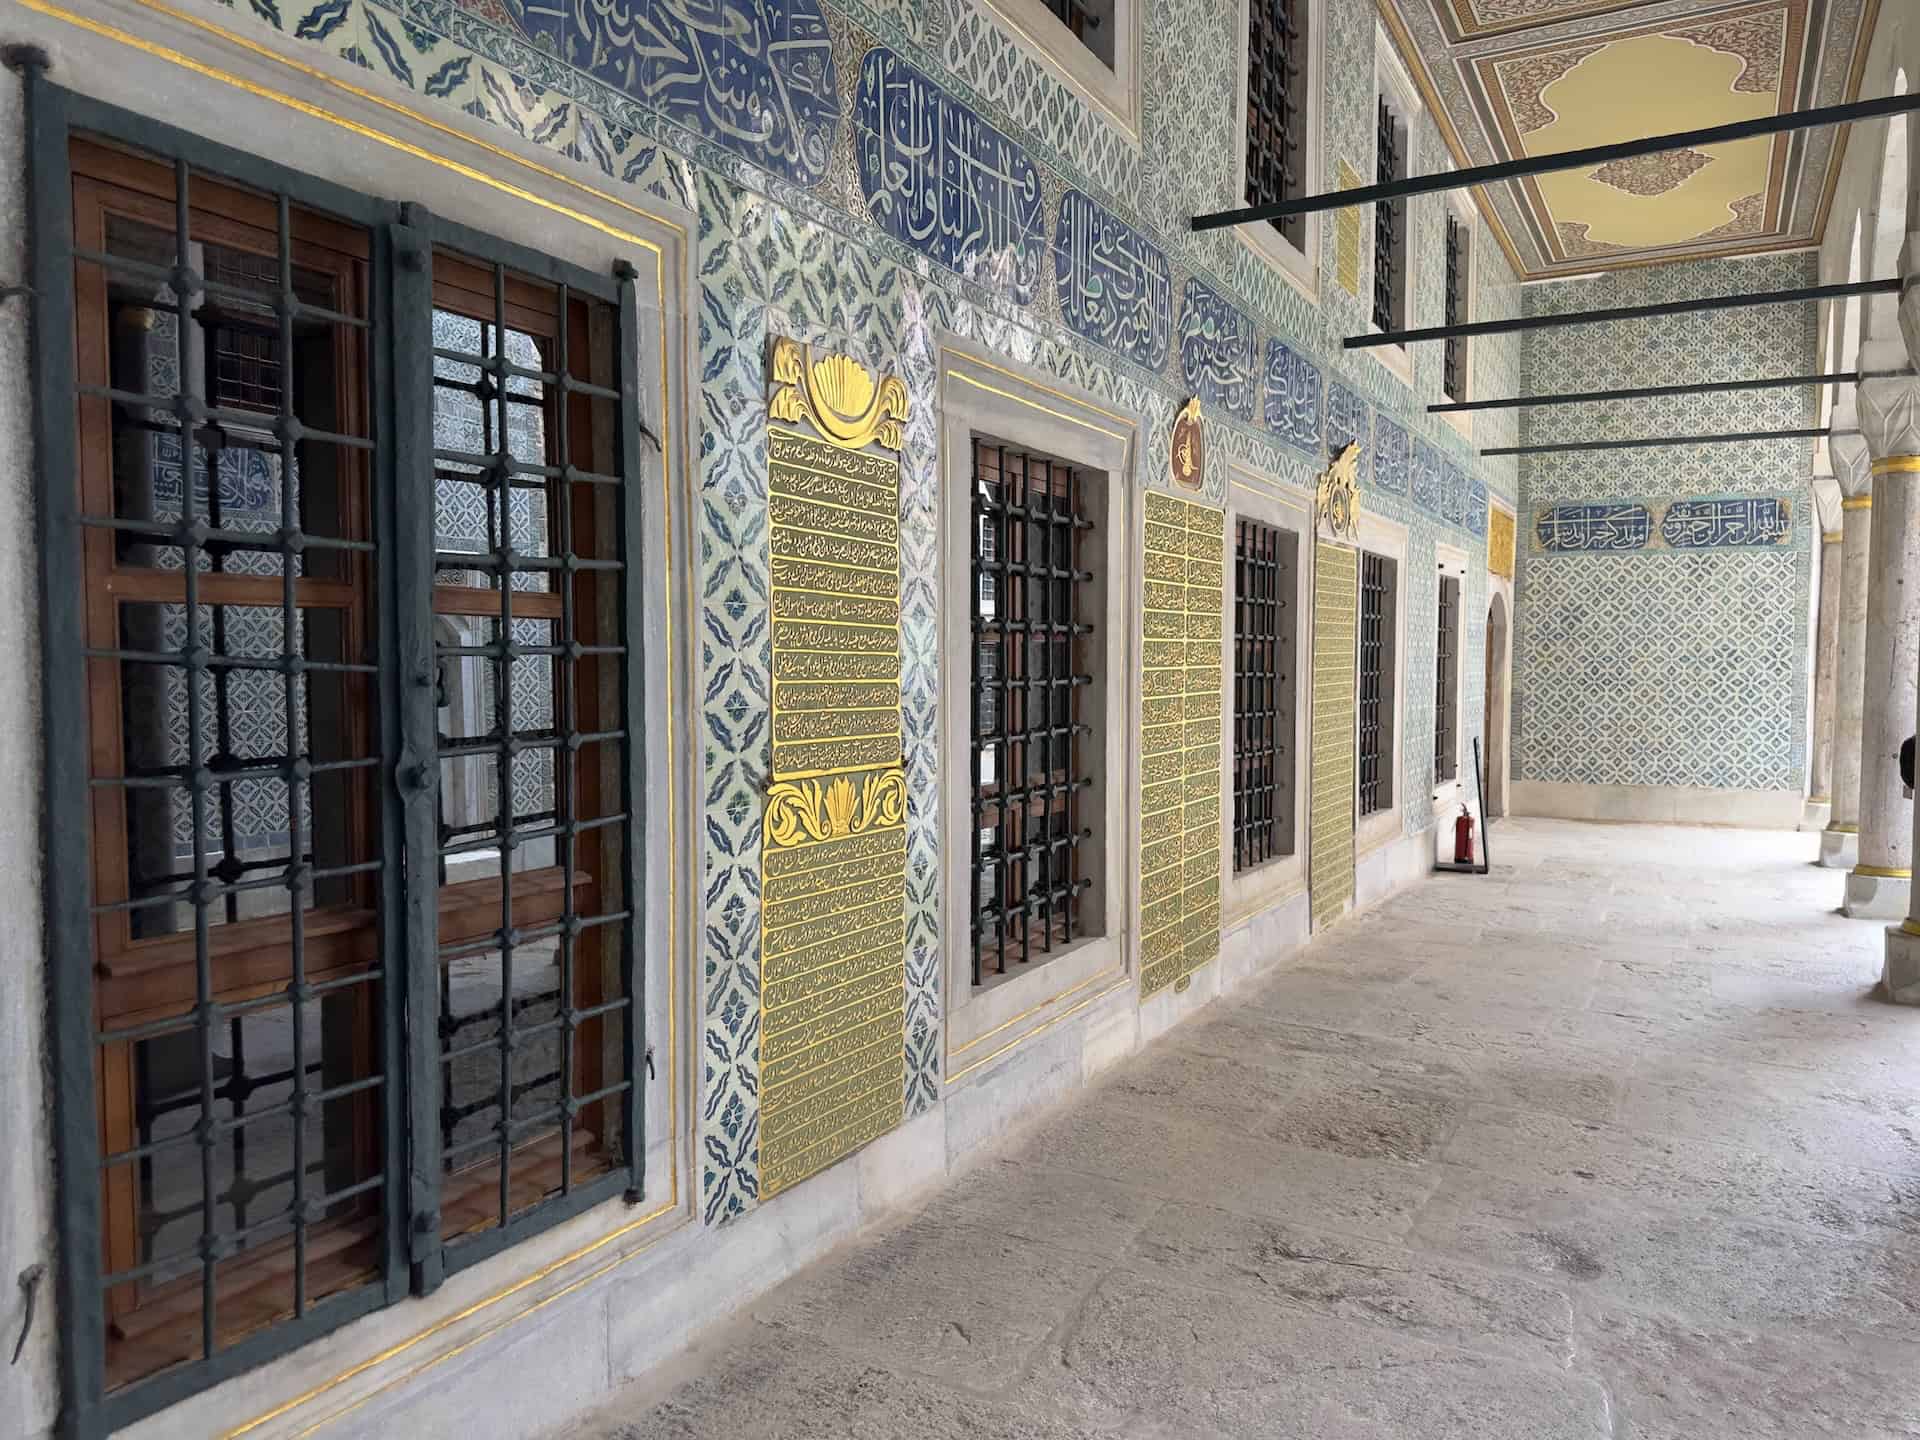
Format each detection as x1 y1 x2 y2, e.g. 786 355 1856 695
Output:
1380 0 1880 278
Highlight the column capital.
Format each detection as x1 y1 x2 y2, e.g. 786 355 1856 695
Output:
1831 428 1873 498
1812 475 1843 532
1858 368 1920 469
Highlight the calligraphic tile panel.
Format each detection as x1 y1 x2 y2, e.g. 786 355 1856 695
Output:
1053 190 1174 371
1325 381 1369 465
1178 279 1257 424
1410 438 1442 517
759 425 908 1200
1533 504 1654 554
1139 491 1225 999
1466 478 1488 538
1441 460 1468 528
1372 415 1410 496
855 47 1045 303
1532 497 1794 555
1263 340 1323 456
1661 497 1792 549
1309 542 1358 930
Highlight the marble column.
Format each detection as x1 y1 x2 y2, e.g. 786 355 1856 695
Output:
1845 344 1920 920
1822 426 1871 869
1802 477 1843 832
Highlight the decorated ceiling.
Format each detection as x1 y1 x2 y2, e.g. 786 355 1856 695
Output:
1379 0 1883 278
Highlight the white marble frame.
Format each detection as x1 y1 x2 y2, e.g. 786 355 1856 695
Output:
1431 539 1470 821
1369 21 1423 387
1355 507 1410 857
1231 0 1326 303
1219 465 1312 925
972 0 1143 140
934 338 1141 1067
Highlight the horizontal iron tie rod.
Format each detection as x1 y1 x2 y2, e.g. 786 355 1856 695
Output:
1431 371 1858 414
1481 427 1826 457
1193 91 1920 230
1351 277 1898 349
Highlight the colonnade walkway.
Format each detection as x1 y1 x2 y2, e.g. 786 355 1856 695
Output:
594 819 1918 1439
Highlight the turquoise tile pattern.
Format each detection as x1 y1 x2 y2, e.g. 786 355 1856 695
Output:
214 0 1522 1221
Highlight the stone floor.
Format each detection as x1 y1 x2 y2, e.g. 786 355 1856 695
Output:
592 820 1920 1439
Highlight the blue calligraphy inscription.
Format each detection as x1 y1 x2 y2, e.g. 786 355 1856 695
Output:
1054 190 1171 369
1262 340 1321 454
1661 497 1791 548
1536 504 1653 552
1178 279 1256 422
857 49 1044 301
1372 415 1409 495
153 436 281 515
1467 477 1488 536
1442 460 1467 527
1411 439 1442 515
516 0 841 187
1325 381 1368 464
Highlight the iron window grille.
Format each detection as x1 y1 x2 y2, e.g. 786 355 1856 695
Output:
1372 95 1406 337
969 441 1096 988
29 83 650 1437
1358 551 1392 818
1246 0 1310 254
1435 573 1459 784
1443 214 1469 401
1232 518 1296 870
1042 0 1111 63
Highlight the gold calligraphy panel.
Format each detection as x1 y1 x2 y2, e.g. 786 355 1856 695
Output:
1335 160 1363 299
758 400 906 1199
1140 491 1224 999
1488 506 1516 580
1310 543 1357 929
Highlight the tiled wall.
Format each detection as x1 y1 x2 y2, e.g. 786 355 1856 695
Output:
1512 254 1818 794
211 0 1518 1221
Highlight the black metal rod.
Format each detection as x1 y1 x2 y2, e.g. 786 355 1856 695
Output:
1351 277 1899 349
1481 427 1827 457
1194 91 1920 230
1432 371 1858 414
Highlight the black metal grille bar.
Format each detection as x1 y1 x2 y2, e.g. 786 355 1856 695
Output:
1372 96 1402 337
1192 91 1920 230
1042 0 1103 37
1246 0 1309 254
1434 573 1457 785
1358 552 1388 818
969 442 1095 988
1443 214 1467 402
1233 519 1288 871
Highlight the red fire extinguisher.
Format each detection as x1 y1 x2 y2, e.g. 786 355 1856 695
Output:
1453 804 1475 866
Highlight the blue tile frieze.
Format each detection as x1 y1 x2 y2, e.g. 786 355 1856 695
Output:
1467 477 1488 536
1372 414 1409 495
1536 503 1654 553
1441 460 1467 527
1053 190 1172 369
1662 496 1791 548
516 0 841 186
1411 438 1442 516
1261 339 1321 454
1325 380 1368 463
856 48 1044 300
1178 279 1256 422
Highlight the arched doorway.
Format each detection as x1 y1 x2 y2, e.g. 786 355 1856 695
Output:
1484 593 1509 819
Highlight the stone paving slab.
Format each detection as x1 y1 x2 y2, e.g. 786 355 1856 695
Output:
589 820 1918 1440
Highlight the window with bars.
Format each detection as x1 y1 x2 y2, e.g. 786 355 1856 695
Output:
1357 551 1396 818
1443 212 1471 402
969 441 1096 988
1232 518 1297 870
36 94 651 1431
1040 0 1117 67
1246 0 1311 255
1372 93 1408 337
1435 573 1459 784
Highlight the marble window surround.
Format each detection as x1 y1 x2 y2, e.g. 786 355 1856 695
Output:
1356 506 1411 858
935 339 1139 1062
1220 463 1312 929
1367 20 1422 389
970 0 1143 139
1431 540 1470 820
1232 0 1327 304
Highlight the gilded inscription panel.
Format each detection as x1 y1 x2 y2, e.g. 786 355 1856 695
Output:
757 351 908 1200
1140 492 1226 998
1310 543 1358 929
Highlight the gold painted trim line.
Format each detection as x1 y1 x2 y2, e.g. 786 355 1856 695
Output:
946 979 1133 1086
1871 456 1920 475
1806 794 1831 804
947 963 1124 1057
1842 496 1872 511
949 371 1131 443
1852 864 1912 879
1822 531 1842 543
1829 824 1860 834
1900 919 1920 938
